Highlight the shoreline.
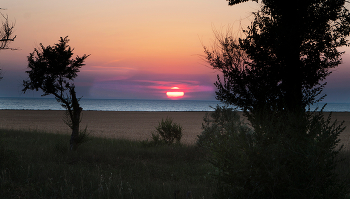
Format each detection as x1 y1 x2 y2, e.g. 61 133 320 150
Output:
1 110 350 145
2 108 350 112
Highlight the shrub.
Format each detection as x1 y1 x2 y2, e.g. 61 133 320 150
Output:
153 117 183 145
198 105 347 199
197 105 252 149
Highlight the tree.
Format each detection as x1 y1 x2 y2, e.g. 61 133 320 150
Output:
204 0 350 137
206 0 350 122
203 0 350 197
0 8 16 79
23 36 89 151
0 9 16 50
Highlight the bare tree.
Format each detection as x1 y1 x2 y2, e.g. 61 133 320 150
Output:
0 8 16 80
0 9 16 50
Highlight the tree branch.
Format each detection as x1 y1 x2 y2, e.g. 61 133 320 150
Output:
0 11 16 50
0 34 16 41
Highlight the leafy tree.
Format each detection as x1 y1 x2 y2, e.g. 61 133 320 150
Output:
206 0 350 124
203 0 350 197
23 36 89 151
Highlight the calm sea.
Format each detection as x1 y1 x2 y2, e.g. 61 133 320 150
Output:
0 97 349 112
0 97 225 111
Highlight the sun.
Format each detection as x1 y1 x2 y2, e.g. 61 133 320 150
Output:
166 87 184 99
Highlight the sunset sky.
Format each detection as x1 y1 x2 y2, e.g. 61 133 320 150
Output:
0 0 350 102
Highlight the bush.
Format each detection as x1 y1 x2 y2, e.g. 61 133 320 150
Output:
153 117 183 145
197 105 252 149
198 105 347 199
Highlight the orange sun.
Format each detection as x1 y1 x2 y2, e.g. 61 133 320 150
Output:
166 87 184 99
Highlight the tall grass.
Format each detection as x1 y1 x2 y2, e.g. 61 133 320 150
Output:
0 129 215 199
2 128 350 198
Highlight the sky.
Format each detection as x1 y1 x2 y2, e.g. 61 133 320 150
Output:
0 1 349 102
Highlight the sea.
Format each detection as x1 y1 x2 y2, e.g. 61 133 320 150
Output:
0 97 349 112
0 97 225 111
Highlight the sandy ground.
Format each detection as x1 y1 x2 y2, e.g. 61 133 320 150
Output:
0 110 208 144
1 110 350 145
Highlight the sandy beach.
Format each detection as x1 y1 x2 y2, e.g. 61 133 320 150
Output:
1 110 350 145
0 110 208 144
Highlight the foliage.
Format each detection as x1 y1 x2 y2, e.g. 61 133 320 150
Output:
147 132 165 146
22 36 89 150
198 106 347 199
23 36 88 98
153 117 183 145
197 105 253 149
209 0 350 113
204 1 350 197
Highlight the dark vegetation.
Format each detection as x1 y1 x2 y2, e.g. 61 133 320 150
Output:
1 0 350 198
1 115 350 198
0 128 215 199
151 117 183 145
198 106 349 198
22 36 89 151
202 0 350 198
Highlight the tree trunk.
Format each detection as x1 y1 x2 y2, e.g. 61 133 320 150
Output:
278 8 305 115
69 88 82 151
276 8 307 137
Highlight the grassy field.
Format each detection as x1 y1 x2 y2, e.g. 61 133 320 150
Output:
1 128 350 199
0 129 216 199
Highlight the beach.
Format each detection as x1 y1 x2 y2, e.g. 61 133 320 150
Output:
1 110 350 145
0 110 208 144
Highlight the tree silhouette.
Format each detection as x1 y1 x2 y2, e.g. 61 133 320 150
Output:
0 10 16 50
206 0 350 128
23 36 89 151
203 0 350 197
0 8 16 79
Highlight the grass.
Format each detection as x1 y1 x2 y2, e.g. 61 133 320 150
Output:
2 128 350 199
0 129 215 199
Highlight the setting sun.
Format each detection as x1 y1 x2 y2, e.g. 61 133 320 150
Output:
166 87 185 98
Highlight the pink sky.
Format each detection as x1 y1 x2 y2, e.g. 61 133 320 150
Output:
0 0 350 102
